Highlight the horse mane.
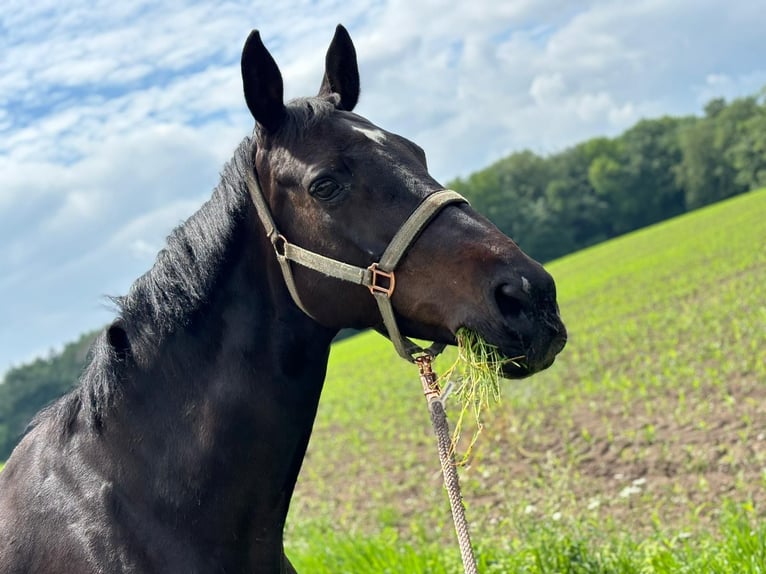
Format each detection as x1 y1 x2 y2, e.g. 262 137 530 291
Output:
114 137 253 351
34 137 256 437
33 96 334 438
116 97 334 349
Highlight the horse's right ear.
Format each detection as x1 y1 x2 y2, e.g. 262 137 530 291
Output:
241 30 286 132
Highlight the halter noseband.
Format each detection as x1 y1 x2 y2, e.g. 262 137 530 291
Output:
245 168 468 362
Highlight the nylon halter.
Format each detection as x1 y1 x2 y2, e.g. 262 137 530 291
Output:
244 168 468 362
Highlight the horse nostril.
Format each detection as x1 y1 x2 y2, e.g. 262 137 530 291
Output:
495 283 526 320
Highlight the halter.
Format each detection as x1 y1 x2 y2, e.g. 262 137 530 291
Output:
245 168 468 362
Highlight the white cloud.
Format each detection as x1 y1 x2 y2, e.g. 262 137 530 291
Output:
1 0 765 375
129 239 159 260
530 73 566 105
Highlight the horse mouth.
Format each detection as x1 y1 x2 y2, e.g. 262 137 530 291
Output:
492 301 568 379
496 348 560 379
385 310 566 379
444 328 538 381
499 356 531 379
477 323 566 380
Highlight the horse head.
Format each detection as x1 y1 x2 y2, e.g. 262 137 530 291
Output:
241 25 566 378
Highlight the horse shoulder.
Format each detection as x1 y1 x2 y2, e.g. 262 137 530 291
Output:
0 422 113 573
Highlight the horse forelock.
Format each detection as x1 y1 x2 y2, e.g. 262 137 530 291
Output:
255 96 338 148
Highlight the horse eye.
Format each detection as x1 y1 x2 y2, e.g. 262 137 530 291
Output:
309 178 342 201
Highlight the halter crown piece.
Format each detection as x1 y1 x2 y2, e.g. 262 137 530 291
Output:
245 168 469 362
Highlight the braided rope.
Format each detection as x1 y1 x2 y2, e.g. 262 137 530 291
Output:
428 397 479 574
417 356 479 574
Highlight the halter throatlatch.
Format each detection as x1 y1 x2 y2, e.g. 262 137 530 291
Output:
245 168 468 362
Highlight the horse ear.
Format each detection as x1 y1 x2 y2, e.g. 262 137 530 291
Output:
318 24 360 111
241 30 286 132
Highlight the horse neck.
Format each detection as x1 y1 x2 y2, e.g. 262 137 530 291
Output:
107 195 337 553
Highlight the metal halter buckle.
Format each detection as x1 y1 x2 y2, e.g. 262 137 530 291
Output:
414 353 441 398
271 234 288 258
367 263 395 297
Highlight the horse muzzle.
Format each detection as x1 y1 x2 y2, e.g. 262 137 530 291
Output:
487 268 568 379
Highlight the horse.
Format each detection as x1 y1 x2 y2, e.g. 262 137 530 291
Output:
0 25 566 573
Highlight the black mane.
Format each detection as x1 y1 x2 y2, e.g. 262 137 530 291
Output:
115 137 253 350
37 97 336 437
37 137 256 435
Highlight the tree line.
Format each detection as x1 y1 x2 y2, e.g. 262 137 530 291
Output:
1 89 765 461
447 90 766 263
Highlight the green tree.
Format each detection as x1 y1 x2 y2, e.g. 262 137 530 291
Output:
544 140 611 251
729 93 766 190
677 96 758 208
590 118 687 235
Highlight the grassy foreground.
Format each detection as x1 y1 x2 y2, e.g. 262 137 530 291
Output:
289 506 766 573
287 188 766 570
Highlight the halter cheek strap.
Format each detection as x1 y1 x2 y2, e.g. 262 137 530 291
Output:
245 169 468 362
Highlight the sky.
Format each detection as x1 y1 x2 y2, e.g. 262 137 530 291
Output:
1 0 765 377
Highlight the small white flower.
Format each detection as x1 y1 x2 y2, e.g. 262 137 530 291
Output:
587 498 600 510
632 477 647 486
524 504 537 515
552 511 562 521
619 485 642 498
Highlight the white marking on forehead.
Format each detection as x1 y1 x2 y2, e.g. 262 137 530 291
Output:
521 276 532 295
351 125 387 145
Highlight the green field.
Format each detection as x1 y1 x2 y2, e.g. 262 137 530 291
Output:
286 188 766 571
1 190 764 571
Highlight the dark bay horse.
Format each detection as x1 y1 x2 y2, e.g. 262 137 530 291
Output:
0 26 566 573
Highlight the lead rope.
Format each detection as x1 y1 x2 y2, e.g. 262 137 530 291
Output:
416 354 479 574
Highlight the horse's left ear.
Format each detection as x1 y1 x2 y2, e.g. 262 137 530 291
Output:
318 24 360 112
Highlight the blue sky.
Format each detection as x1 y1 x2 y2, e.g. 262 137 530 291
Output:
1 0 765 376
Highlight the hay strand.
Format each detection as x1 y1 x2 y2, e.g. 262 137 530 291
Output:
438 328 524 464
